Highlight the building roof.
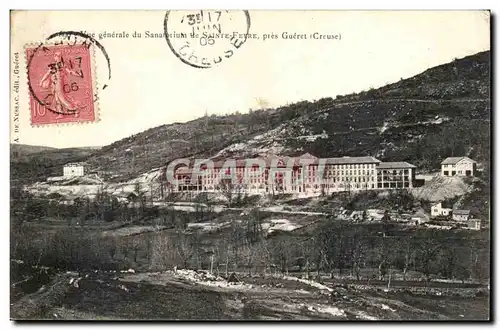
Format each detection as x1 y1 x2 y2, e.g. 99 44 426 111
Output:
377 162 416 169
432 201 453 209
441 157 477 165
175 167 193 175
64 162 86 167
350 210 364 216
453 209 471 216
325 156 381 165
297 152 318 159
112 190 139 198
172 155 382 172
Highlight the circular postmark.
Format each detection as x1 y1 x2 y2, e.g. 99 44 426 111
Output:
26 31 111 116
164 10 251 69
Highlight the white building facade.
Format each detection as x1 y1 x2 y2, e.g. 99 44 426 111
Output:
431 202 453 218
376 162 416 189
452 209 471 222
167 154 416 196
441 157 477 177
63 163 85 177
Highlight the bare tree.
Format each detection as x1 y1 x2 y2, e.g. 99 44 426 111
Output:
242 237 257 276
415 235 441 283
218 179 235 207
349 227 365 280
363 173 372 191
225 219 245 275
270 237 292 277
131 236 141 263
400 237 416 281
174 231 194 269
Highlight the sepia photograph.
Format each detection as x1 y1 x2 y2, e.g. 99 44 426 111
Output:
9 9 491 321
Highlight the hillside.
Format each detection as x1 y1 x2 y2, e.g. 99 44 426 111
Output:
85 50 490 181
12 51 491 183
10 144 57 157
10 145 100 184
411 176 476 202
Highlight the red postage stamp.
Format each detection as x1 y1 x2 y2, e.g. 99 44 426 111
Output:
26 44 97 125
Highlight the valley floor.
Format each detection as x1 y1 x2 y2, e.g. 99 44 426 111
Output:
11 269 489 321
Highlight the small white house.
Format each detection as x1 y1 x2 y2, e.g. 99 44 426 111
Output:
63 162 85 177
452 209 471 222
469 219 481 231
441 157 477 177
431 202 453 218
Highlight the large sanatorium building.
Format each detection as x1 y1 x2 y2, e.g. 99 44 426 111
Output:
167 153 416 196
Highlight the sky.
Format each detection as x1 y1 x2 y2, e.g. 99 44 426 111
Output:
10 10 490 148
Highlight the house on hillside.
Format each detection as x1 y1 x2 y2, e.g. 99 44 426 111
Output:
63 162 86 177
468 218 481 231
112 190 139 204
441 157 477 177
411 210 429 226
452 209 472 222
365 209 385 222
450 209 480 230
431 201 453 218
349 210 365 221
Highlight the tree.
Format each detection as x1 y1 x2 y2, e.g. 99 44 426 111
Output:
362 210 368 222
393 236 416 281
131 236 141 263
270 236 292 277
316 220 350 279
344 180 352 202
245 208 264 243
381 210 392 236
174 231 194 269
389 189 415 211
134 182 147 214
219 179 236 207
291 236 316 280
349 227 365 280
437 248 458 279
415 233 441 282
242 237 257 276
224 219 246 275
375 213 393 281
316 230 333 278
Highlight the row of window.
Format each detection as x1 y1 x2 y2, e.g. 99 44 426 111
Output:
442 164 473 168
176 178 414 190
319 170 376 176
378 169 410 175
181 166 412 178
176 183 381 191
378 176 410 181
443 170 472 176
181 174 415 185
176 178 418 191
179 172 414 183
194 176 378 184
179 163 379 174
377 182 411 188
185 170 378 179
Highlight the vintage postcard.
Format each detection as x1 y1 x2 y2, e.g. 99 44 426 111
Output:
10 10 491 321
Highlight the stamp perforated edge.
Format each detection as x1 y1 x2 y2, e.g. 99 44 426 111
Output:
23 40 101 128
